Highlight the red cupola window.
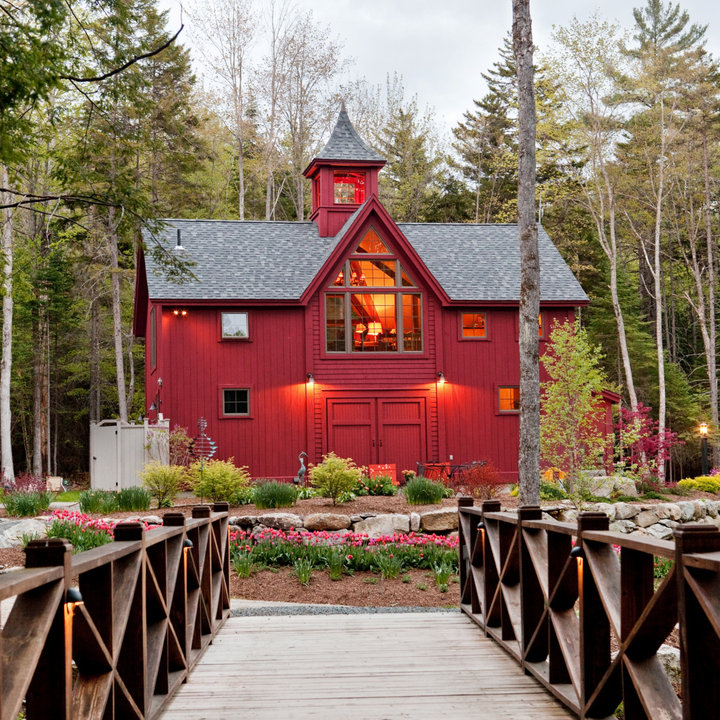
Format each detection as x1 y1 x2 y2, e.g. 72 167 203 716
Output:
333 172 365 204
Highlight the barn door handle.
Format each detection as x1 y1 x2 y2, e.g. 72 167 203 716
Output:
379 440 383 447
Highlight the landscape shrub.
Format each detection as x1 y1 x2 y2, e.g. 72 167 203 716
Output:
252 480 298 509
117 486 151 511
354 474 397 496
11 472 45 493
3 491 53 517
539 480 568 500
451 461 503 499
403 476 447 505
187 458 251 502
678 476 720 494
309 453 363 505
79 489 119 514
139 461 186 507
169 425 194 467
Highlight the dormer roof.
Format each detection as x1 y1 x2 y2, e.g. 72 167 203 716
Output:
311 108 385 165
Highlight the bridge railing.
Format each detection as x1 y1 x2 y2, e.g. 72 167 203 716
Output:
458 499 720 720
0 503 230 720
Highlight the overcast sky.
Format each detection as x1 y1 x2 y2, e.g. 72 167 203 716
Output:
161 0 720 132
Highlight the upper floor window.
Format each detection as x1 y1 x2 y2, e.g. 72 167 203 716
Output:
498 386 520 413
462 311 487 339
221 312 249 339
325 228 422 353
334 172 365 204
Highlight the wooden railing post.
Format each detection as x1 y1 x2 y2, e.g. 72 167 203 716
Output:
112 522 147 714
23 539 73 720
577 511 610 718
518 505 544 664
675 524 720 720
481 500 502 630
457 496 474 608
164 512 189 671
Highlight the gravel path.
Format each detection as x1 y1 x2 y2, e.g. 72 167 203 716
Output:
229 600 457 617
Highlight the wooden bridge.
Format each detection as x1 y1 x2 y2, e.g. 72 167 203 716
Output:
2 500 720 720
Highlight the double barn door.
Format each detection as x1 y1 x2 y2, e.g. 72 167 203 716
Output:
326 394 427 473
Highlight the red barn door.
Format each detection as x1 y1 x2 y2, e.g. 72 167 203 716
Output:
326 395 427 472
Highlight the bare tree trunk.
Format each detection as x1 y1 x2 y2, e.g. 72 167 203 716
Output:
108 209 128 422
513 0 540 506
89 295 101 423
703 133 719 467
0 165 14 483
653 99 667 483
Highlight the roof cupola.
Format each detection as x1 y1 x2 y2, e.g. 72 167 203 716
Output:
304 106 386 237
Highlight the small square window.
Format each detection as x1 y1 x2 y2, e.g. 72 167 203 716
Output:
462 312 487 338
221 312 248 339
223 389 249 416
498 386 520 413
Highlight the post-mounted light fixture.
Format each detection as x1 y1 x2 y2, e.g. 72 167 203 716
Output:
700 422 709 476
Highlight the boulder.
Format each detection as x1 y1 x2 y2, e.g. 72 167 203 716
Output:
612 477 638 497
676 502 696 523
635 510 661 528
609 519 636 534
230 515 258 527
303 513 351 531
657 644 681 685
420 509 458 533
255 513 303 530
614 502 640 520
410 512 421 532
126 515 162 526
705 500 720 518
655 504 681 522
644 523 675 540
0 518 48 548
692 501 707 520
353 514 410 537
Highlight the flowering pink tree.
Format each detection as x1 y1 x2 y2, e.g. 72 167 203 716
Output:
616 403 681 485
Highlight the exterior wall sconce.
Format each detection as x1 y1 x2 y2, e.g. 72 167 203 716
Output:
437 371 446 385
172 308 188 317
570 544 585 583
306 372 315 385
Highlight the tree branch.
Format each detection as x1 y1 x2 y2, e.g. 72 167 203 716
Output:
60 24 184 83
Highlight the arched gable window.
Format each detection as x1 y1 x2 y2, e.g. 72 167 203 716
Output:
325 228 422 353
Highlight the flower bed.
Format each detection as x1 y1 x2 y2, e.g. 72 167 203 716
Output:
43 510 160 553
229 528 458 588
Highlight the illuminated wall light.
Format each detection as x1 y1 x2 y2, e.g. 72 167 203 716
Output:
437 371 446 385
173 308 188 317
306 372 315 386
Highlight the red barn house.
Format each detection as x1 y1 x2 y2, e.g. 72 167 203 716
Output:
133 110 589 482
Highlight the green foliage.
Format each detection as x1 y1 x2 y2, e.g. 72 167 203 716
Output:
309 453 363 505
252 481 298 509
293 557 313 586
117 487 151 511
541 320 609 494
187 459 250 502
354 474 398 497
433 561 455 592
539 480 568 500
169 426 194 467
403 476 446 505
79 490 118 514
327 548 346 581
374 550 404 579
139 462 185 508
3 491 53 517
232 552 254 578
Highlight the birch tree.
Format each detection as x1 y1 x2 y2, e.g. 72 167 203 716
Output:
513 0 540 505
550 18 640 412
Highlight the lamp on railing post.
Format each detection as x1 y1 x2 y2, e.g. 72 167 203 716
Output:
700 422 709 476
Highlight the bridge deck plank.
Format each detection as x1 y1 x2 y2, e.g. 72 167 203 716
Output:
161 611 576 720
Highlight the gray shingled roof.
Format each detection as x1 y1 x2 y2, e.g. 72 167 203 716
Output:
398 223 588 303
315 109 385 162
144 218 587 304
144 220 336 301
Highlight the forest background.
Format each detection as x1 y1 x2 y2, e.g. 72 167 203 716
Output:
1 0 718 483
